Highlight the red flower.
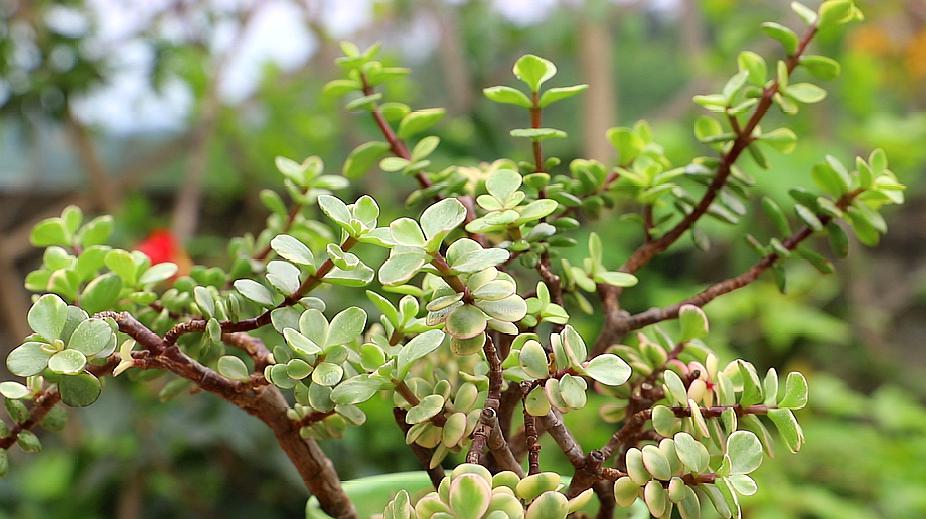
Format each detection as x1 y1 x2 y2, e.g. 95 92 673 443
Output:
136 229 178 266
136 229 191 277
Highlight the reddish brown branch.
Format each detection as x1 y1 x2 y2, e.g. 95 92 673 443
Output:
222 332 273 371
98 311 356 518
393 407 446 488
615 190 859 334
466 336 503 463
164 235 357 345
0 389 61 450
617 24 818 277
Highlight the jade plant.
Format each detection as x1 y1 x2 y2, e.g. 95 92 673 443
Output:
0 1 905 517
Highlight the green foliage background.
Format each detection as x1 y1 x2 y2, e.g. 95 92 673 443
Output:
1 0 924 517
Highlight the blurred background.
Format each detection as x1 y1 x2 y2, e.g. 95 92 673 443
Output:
1 0 925 517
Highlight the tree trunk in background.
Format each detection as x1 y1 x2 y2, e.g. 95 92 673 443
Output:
430 0 474 115
66 112 115 214
0 239 29 341
170 101 217 243
579 13 616 163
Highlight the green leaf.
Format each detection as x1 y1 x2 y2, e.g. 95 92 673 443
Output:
483 86 531 108
761 197 791 236
510 128 567 140
539 84 588 108
525 386 551 417
778 372 808 409
397 329 446 376
331 375 383 405
420 198 467 243
827 222 849 257
412 136 440 161
694 116 724 143
450 473 491 519
48 349 87 374
15 430 41 452
761 128 798 153
78 215 114 246
138 263 177 286
271 235 315 266
519 340 549 379
0 381 30 400
67 318 113 357
792 1 818 25
582 354 631 386
737 51 767 86
327 307 367 347
606 127 644 164
663 370 688 405
818 0 853 28
390 218 426 247
641 444 672 480
193 286 215 318
217 355 250 382
614 477 641 507
652 406 679 437
678 305 709 341
760 22 799 54
525 491 568 519
379 250 428 286
784 83 827 104
312 362 344 387
7 342 52 377
513 54 557 92
28 294 68 340
59 372 102 407
343 141 390 178
593 271 639 288
674 432 710 474
105 249 138 286
445 305 487 340
406 394 445 424
448 248 509 274
30 218 70 247
283 328 322 355
379 157 409 172
794 204 823 231
345 93 381 111
397 109 445 139
486 169 522 201
800 55 841 80
644 480 668 517
266 260 301 294
726 430 763 474
476 295 527 324
318 195 352 228
767 408 804 453
234 279 275 306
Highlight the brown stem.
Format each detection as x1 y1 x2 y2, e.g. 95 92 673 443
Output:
615 190 859 334
522 405 541 475
466 336 502 463
0 389 61 450
164 235 357 345
530 92 544 173
99 311 356 518
617 24 818 277
359 75 432 190
430 253 472 302
486 412 525 477
540 411 586 468
393 407 445 488
253 187 309 261
222 332 273 371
